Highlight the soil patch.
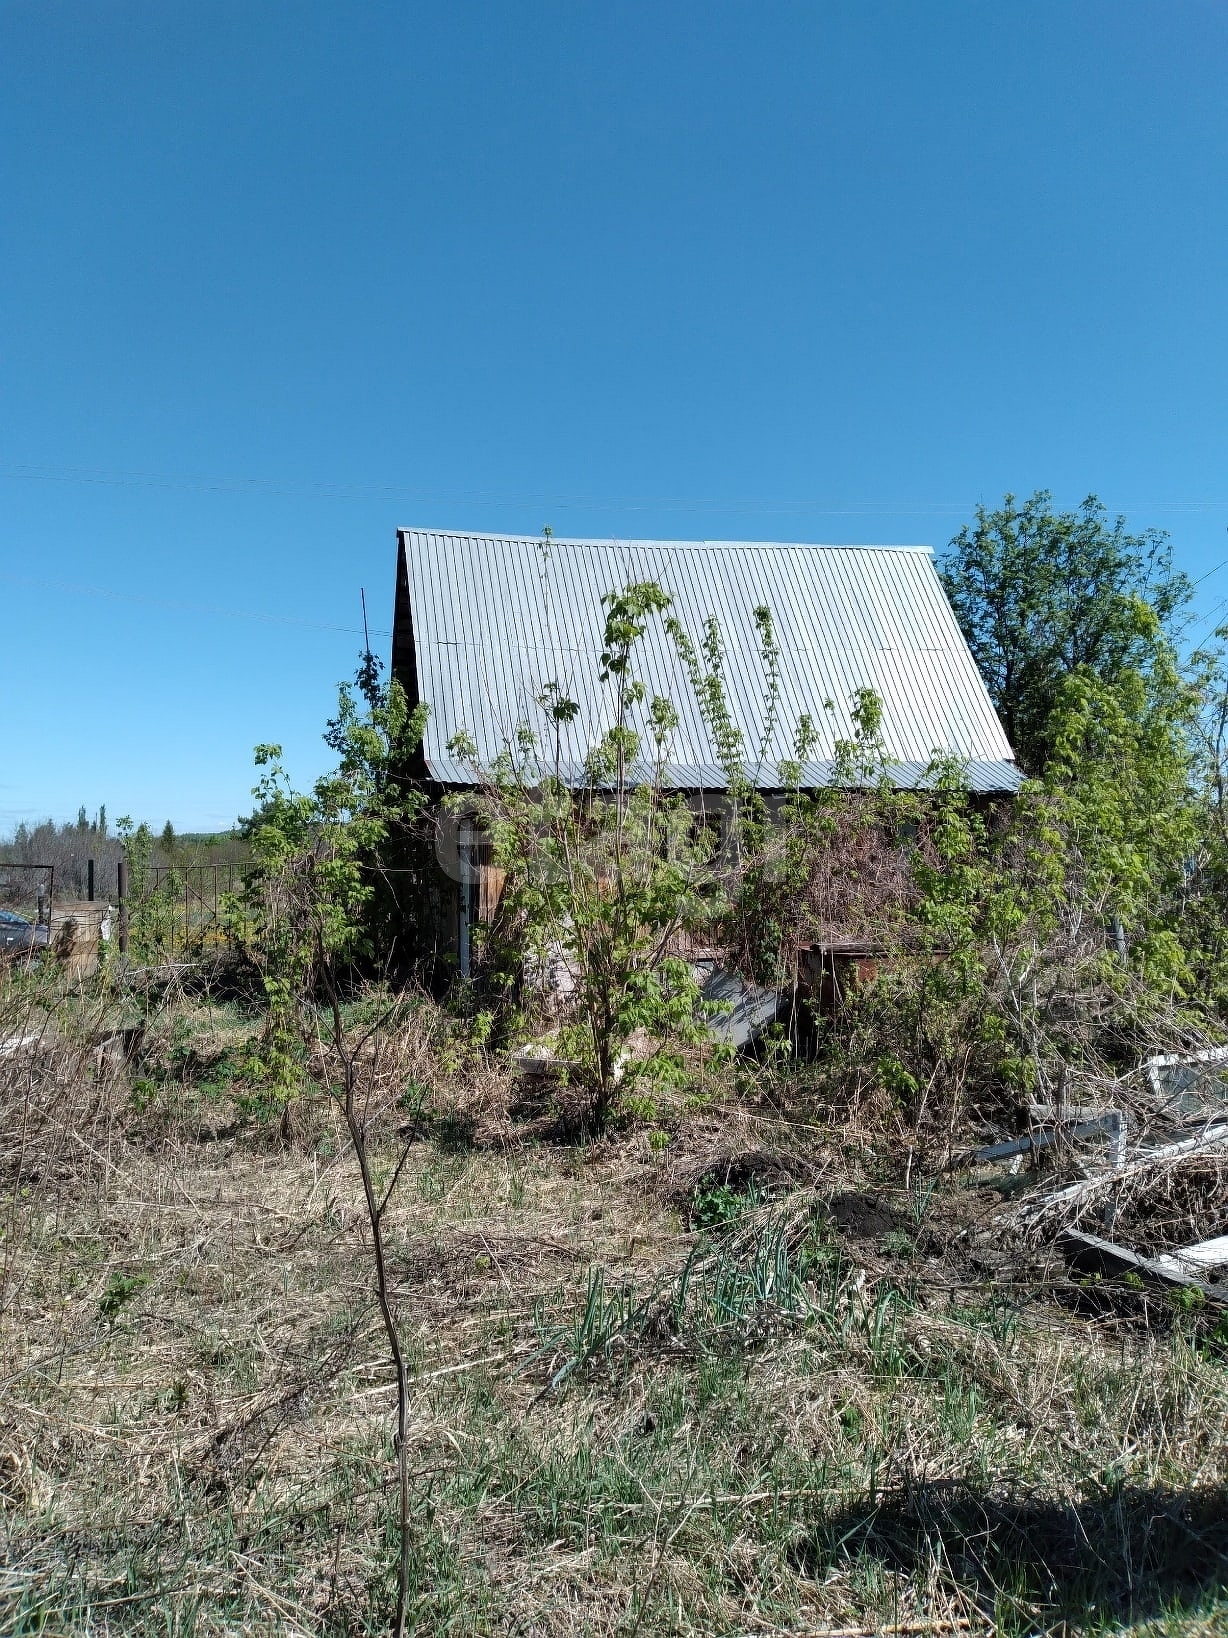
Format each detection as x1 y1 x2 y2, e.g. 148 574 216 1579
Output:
828 1190 907 1241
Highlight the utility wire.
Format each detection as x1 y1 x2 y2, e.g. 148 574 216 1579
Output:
6 546 1226 650
6 460 1228 519
6 485 1226 647
1183 597 1228 644
0 461 971 516
1168 538 1228 645
1189 554 1228 590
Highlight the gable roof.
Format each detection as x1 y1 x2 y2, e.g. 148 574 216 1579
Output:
392 529 1021 793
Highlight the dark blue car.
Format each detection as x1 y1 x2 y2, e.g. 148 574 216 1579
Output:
0 908 50 955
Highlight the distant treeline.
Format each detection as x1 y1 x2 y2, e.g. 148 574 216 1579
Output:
0 807 249 906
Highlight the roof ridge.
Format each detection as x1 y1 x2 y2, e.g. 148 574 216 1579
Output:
398 529 932 552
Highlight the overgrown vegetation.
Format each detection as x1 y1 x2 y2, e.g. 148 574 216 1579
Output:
4 494 1228 1633
2 981 1226 1634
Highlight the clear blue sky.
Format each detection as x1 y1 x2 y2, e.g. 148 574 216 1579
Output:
3 1 1227 831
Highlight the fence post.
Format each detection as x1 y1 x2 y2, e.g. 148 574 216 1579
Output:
87 858 95 902
117 859 129 956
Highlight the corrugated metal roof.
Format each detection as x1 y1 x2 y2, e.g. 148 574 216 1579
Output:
395 530 1021 793
421 754 1022 794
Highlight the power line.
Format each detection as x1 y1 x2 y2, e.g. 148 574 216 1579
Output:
0 460 964 515
7 459 1228 519
1190 554 1228 590
0 461 971 517
1184 597 1228 644
1168 540 1228 644
6 477 1227 648
6 546 1227 652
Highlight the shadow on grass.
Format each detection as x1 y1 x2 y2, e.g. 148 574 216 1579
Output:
800 1480 1228 1630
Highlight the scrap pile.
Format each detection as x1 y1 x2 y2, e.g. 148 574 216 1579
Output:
972 1047 1228 1308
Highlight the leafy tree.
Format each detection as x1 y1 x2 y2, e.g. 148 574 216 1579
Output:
116 815 185 963
842 639 1218 1138
1043 644 1203 989
449 581 837 1126
449 582 721 1129
228 662 428 1112
940 491 1190 773
115 813 153 894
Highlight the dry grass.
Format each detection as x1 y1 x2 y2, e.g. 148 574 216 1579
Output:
2 980 1227 1635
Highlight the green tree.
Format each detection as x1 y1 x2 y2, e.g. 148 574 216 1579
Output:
450 583 719 1129
940 491 1190 773
451 581 825 1122
1043 644 1203 988
229 662 429 1111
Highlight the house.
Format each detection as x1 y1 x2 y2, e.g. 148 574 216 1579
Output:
390 528 1021 980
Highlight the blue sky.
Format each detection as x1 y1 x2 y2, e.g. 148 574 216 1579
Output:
3 1 1227 831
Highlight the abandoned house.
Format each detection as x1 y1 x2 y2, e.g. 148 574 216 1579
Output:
390 528 1021 998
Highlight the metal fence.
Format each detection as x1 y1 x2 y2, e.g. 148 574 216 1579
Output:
122 862 254 962
3 855 426 968
0 862 55 923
